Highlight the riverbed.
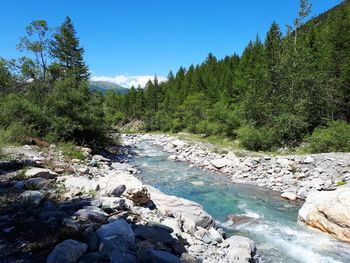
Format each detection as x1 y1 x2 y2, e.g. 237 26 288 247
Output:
129 140 350 263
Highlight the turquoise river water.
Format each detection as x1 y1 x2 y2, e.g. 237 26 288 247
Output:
129 140 350 263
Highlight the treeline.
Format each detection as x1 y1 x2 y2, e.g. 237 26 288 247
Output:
0 18 108 147
108 0 350 152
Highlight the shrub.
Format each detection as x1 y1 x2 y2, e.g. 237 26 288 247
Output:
0 123 36 145
237 125 279 151
308 121 350 153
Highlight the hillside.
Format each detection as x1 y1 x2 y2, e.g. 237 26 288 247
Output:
89 80 129 95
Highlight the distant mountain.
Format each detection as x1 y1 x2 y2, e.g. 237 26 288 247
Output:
89 81 129 95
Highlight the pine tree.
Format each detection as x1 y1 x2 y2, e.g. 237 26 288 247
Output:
265 21 282 114
50 17 89 81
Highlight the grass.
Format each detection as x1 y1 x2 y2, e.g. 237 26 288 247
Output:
58 142 85 161
12 170 27 181
336 181 347 186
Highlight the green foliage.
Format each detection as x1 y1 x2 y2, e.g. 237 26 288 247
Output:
237 126 279 151
0 17 109 148
308 121 350 153
0 124 36 145
59 142 85 160
272 113 309 145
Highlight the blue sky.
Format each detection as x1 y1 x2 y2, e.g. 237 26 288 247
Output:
0 0 341 86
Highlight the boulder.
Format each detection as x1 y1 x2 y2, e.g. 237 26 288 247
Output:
125 187 151 205
134 225 174 244
171 140 187 149
79 252 106 263
93 155 111 162
20 190 44 207
210 158 231 169
138 249 182 263
146 185 215 229
111 251 136 263
281 192 297 201
208 227 223 243
298 186 350 242
25 168 57 179
64 177 99 192
96 219 135 257
225 236 256 263
100 197 125 210
24 177 49 189
47 239 87 263
74 208 108 223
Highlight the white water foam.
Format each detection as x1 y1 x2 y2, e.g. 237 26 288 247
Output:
241 222 345 263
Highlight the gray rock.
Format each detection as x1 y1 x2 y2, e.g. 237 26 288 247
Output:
111 251 136 263
134 225 174 244
20 190 44 207
93 155 111 162
138 249 182 263
225 236 256 263
24 177 49 189
85 231 100 251
14 180 25 190
208 227 223 243
25 168 57 179
47 239 87 263
101 197 125 210
96 219 134 257
74 208 108 223
78 252 106 263
64 177 99 192
110 184 126 197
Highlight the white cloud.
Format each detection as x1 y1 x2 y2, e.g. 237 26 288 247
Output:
91 74 167 88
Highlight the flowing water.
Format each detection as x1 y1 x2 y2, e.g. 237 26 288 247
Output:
129 140 350 263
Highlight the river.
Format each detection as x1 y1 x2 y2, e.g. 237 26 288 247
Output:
128 140 350 263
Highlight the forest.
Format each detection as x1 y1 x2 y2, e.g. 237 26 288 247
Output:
106 0 350 152
0 0 350 152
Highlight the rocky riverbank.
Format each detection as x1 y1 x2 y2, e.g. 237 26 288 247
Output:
0 141 257 262
125 134 350 200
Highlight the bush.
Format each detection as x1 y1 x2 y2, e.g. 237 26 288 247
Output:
308 121 350 153
0 123 37 145
237 125 279 151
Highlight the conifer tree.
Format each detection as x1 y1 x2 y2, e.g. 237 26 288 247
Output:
50 17 89 81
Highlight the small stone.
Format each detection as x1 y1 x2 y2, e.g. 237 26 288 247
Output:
74 208 108 223
304 156 315 164
281 192 297 201
110 184 126 197
125 187 151 205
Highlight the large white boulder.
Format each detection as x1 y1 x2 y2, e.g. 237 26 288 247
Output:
298 186 350 242
146 185 215 229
